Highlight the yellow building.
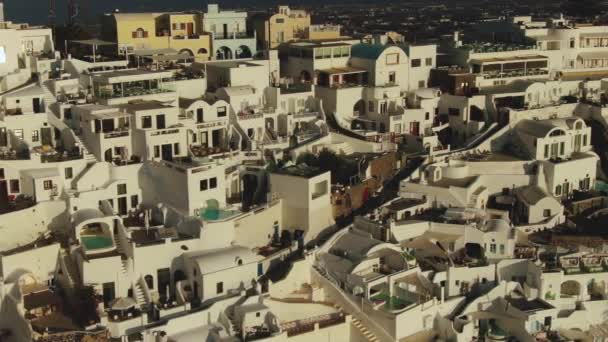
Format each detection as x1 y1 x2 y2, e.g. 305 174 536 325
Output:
102 12 212 61
253 6 342 49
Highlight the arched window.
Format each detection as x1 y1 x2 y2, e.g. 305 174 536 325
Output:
133 28 147 39
197 48 208 55
144 275 154 289
555 185 562 196
575 121 583 130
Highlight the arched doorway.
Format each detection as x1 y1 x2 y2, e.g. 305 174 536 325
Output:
300 70 312 82
354 99 365 116
179 49 194 57
235 45 252 59
104 148 112 162
145 275 154 289
216 46 232 60
560 280 581 298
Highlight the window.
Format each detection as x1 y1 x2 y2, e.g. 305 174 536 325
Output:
142 116 152 128
388 71 396 84
172 23 177 30
583 134 588 146
448 108 460 116
31 130 39 142
216 281 224 294
13 129 23 140
499 244 505 254
559 142 565 155
276 18 284 23
555 185 562 196
173 143 180 155
43 180 53 190
0 169 4 179
132 28 148 39
256 312 261 317
65 167 73 179
154 145 160 158
380 102 388 114
543 209 551 217
10 179 19 193
217 106 227 117
411 59 421 67
368 101 374 112
418 80 426 88
209 177 217 189
544 145 549 158
131 195 139 208
117 184 127 195
425 57 433 66
490 244 497 253
386 53 399 65
196 108 204 123
200 179 208 191
64 108 72 120
570 38 575 48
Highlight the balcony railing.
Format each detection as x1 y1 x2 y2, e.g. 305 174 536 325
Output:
483 69 549 79
104 130 130 139
214 32 253 40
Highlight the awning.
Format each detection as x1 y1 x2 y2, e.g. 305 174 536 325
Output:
133 48 178 57
471 54 548 64
318 66 367 75
149 53 194 62
578 51 608 60
580 33 608 39
71 39 116 46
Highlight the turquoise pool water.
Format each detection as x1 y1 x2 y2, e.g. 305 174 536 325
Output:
82 236 114 250
199 208 240 221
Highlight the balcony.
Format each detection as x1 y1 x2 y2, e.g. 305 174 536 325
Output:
280 83 312 94
483 69 549 79
213 31 254 40
104 129 130 139
0 148 29 160
0 194 35 215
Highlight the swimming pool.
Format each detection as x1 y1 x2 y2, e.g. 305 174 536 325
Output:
81 236 114 250
199 208 241 221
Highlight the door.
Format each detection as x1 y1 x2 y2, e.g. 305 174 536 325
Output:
161 144 173 161
117 197 127 216
41 127 53 145
187 22 194 36
156 115 166 129
410 121 420 136
212 129 221 147
0 180 8 212
574 134 582 152
223 24 228 39
0 128 7 147
32 98 42 113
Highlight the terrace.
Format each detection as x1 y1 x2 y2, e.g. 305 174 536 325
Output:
461 41 537 53
0 194 36 215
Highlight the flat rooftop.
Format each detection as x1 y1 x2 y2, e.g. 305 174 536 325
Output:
120 100 174 112
386 198 427 211
506 296 554 313
272 164 325 178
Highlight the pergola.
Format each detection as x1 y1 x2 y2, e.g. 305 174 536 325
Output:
70 39 119 63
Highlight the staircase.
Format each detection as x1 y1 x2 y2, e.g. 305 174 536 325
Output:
331 302 379 342
60 250 80 287
468 186 487 208
225 304 242 338
133 281 146 307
